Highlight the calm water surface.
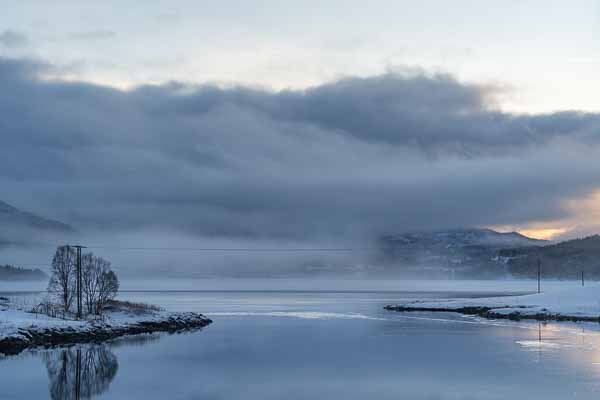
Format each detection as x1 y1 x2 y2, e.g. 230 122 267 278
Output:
2 290 600 399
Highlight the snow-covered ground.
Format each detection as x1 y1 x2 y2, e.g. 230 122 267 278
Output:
0 308 88 339
0 296 211 354
388 284 600 320
0 293 84 339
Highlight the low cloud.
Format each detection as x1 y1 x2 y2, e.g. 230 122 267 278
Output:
1 56 600 243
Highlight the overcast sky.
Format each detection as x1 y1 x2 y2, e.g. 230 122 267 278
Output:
1 1 600 242
3 0 600 113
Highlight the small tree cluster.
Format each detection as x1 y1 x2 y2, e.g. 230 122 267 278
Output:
47 246 119 317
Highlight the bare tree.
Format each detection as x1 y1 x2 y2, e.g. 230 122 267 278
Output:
47 246 76 313
96 260 119 314
46 248 119 317
82 253 102 315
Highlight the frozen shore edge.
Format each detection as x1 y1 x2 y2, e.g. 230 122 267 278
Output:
0 312 212 356
384 303 600 323
384 285 600 324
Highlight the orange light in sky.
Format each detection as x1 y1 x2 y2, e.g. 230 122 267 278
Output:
517 228 569 241
489 224 572 241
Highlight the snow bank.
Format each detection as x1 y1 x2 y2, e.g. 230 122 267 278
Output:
0 303 212 355
386 285 600 322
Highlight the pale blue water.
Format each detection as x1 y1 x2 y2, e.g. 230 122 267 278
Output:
2 290 600 399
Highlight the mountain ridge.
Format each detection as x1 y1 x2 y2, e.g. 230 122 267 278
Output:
499 234 600 279
376 228 546 278
381 228 545 248
0 200 74 249
0 200 73 233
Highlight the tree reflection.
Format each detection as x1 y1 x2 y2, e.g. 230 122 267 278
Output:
43 345 118 400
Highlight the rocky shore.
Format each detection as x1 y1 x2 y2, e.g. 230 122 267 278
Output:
385 285 600 324
384 304 600 323
0 311 212 356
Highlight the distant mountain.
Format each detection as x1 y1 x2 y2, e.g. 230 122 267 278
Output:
0 264 47 281
0 200 74 247
499 235 600 279
0 200 73 232
381 228 544 249
377 228 545 278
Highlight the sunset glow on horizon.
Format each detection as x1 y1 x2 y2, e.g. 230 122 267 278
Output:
517 228 570 241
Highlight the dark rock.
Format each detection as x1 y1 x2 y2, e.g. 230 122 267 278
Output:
385 304 600 323
0 312 212 356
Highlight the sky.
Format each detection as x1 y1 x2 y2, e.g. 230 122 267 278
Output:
2 0 600 113
1 1 600 243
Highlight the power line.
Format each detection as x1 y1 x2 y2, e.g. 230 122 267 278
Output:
5 241 381 252
4 239 398 252
1 245 387 268
85 246 366 252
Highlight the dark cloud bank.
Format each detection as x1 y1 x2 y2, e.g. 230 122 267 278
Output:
2 57 600 247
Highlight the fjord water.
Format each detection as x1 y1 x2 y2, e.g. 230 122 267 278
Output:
3 288 600 399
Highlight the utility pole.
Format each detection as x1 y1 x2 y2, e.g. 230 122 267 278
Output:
75 347 82 400
72 245 86 320
537 258 541 294
582 270 585 287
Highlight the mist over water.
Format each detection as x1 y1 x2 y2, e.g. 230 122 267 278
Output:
0 230 531 281
0 229 380 279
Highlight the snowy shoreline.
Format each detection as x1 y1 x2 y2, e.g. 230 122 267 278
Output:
0 305 212 355
385 285 600 323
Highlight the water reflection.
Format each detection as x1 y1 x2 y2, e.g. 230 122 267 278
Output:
7 291 600 399
37 332 166 399
42 346 118 400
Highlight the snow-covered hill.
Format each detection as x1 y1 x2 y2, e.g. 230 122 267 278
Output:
381 228 545 249
377 228 545 278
